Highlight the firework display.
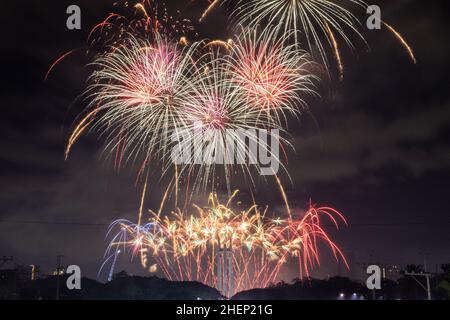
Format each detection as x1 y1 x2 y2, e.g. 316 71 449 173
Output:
103 191 347 297
178 52 281 191
234 0 367 66
232 0 415 76
67 24 317 190
72 32 304 191
226 27 317 124
61 0 416 176
47 0 416 297
84 34 201 169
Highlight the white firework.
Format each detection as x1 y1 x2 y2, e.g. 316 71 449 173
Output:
226 27 318 126
233 0 367 68
84 34 201 169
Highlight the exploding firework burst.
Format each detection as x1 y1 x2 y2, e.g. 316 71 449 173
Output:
233 0 367 68
69 29 312 192
46 0 197 82
232 0 416 77
226 27 318 125
46 0 417 299
89 0 196 47
172 50 293 192
57 1 199 175
168 27 317 192
103 191 348 296
80 34 202 171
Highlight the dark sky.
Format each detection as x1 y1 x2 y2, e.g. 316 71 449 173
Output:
1 0 450 281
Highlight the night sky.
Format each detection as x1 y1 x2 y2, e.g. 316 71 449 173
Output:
1 0 450 282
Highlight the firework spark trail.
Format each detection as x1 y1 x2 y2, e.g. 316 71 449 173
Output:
199 0 222 22
104 192 347 296
325 22 344 81
81 34 203 172
382 21 417 64
51 0 418 299
204 39 234 51
87 13 120 42
174 164 179 207
47 1 196 80
63 7 324 193
179 36 189 46
45 49 78 81
135 3 150 19
233 0 367 69
275 175 291 220
65 109 98 160
138 178 148 227
226 27 318 126
67 31 304 192
172 47 297 193
87 1 196 53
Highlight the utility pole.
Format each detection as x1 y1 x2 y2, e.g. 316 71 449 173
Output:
56 255 64 301
405 272 432 300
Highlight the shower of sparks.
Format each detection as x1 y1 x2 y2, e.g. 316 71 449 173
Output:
205 39 234 51
66 26 317 192
46 0 197 93
226 27 318 126
103 191 348 296
60 1 416 193
135 3 150 19
177 51 292 192
80 34 202 173
233 0 367 69
46 1 418 296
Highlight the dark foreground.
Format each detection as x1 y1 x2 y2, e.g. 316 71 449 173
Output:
1 264 450 300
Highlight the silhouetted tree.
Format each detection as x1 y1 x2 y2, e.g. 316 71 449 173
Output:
436 264 450 299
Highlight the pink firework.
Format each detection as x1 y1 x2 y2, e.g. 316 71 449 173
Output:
103 192 348 297
84 34 201 169
226 28 317 125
